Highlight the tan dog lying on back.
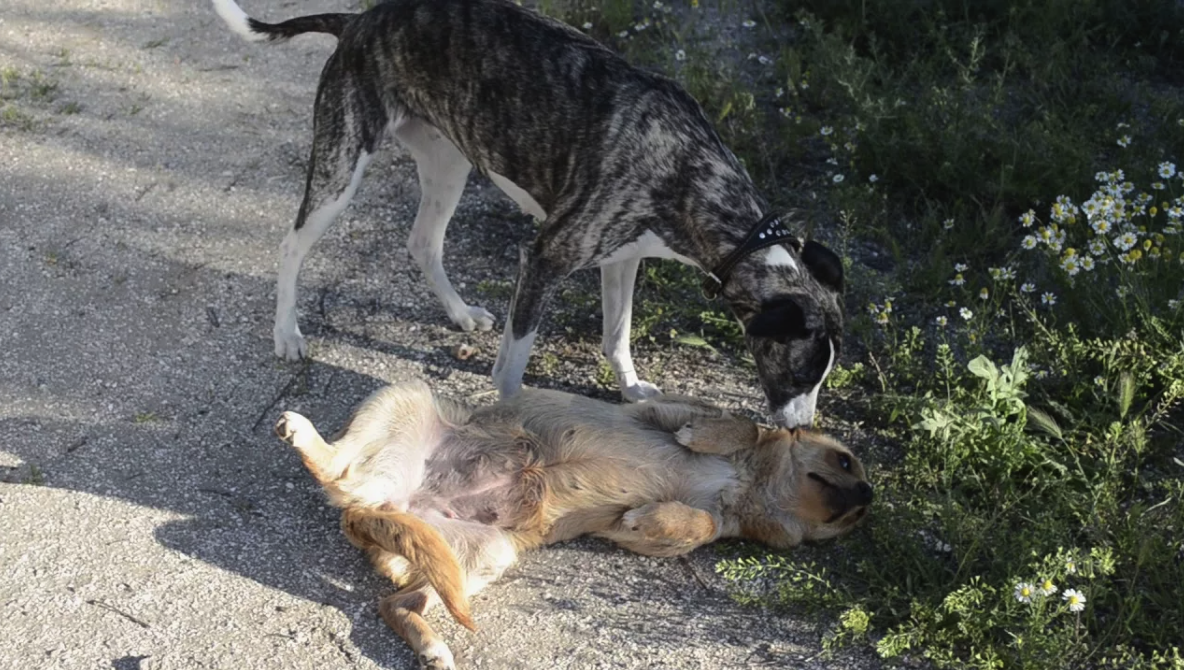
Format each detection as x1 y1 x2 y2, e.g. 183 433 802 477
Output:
275 382 872 669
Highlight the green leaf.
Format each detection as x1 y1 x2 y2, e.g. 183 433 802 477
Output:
717 100 733 122
675 333 717 354
1117 370 1136 420
1026 406 1063 440
967 355 998 381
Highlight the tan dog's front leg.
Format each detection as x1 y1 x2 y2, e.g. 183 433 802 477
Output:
673 415 761 455
599 502 720 557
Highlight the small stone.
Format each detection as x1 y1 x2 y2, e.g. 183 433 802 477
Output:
453 343 477 361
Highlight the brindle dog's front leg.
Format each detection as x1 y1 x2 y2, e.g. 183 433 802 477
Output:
492 238 572 398
598 502 721 557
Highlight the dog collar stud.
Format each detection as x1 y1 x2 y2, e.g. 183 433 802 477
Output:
702 213 801 300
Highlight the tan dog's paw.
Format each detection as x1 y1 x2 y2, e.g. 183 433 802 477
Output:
275 411 315 449
622 503 674 538
418 641 456 670
673 424 694 447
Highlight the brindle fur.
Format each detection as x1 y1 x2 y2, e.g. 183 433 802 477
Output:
275 381 871 669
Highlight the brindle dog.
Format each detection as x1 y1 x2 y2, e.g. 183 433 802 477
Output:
212 0 846 427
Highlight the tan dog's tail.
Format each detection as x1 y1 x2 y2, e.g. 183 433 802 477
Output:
342 508 476 632
274 407 475 631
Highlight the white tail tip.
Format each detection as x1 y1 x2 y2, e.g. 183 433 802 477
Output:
212 0 267 43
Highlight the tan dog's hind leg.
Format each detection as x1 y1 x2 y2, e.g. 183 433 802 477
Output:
380 588 456 670
598 502 720 557
365 546 414 589
376 525 517 670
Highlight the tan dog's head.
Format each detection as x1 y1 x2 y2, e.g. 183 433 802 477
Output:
754 429 872 543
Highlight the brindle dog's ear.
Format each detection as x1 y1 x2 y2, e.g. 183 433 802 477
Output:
802 240 843 293
747 297 811 343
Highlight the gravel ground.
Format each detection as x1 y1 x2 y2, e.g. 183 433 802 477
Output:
0 1 882 668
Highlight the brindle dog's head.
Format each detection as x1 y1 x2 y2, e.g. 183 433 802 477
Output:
754 429 871 542
724 240 845 428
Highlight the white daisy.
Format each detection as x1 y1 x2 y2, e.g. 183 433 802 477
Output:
820 125 834 136
943 218 955 230
935 316 948 327
955 263 968 272
1158 162 1177 179
1061 255 1081 276
1022 235 1038 250
1020 282 1036 293
949 273 966 286
1042 292 1057 306
832 174 845 184
1014 582 1036 604
1114 232 1138 251
582 21 593 30
1063 589 1086 613
869 174 878 183
741 19 756 28
1039 579 1058 597
1080 256 1096 271
1019 210 1036 227
674 49 686 62
1117 135 1132 148
960 307 973 321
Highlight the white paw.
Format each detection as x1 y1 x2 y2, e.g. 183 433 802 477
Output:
674 424 694 447
274 411 315 449
273 324 307 361
621 380 662 403
417 641 456 670
452 305 495 332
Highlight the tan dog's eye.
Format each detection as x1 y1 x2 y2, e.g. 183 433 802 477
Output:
839 454 851 471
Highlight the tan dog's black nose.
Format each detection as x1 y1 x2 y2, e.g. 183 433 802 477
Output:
854 481 873 506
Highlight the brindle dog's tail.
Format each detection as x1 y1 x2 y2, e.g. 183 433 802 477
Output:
341 508 477 632
212 0 351 43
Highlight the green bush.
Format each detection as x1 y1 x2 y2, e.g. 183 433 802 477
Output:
529 2 1184 664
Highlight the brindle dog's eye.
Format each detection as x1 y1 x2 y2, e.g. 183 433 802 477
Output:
839 454 851 471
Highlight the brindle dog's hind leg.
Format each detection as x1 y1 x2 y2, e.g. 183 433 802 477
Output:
273 51 388 361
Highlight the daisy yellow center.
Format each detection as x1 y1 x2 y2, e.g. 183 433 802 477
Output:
1020 587 1032 597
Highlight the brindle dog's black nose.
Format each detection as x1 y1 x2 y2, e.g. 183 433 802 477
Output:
854 481 873 505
